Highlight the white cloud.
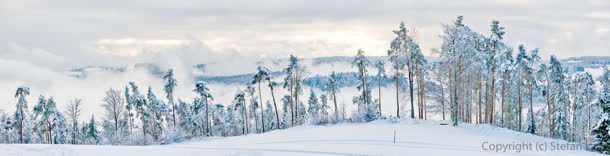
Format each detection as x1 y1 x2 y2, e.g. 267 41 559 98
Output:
585 11 610 19
95 38 192 56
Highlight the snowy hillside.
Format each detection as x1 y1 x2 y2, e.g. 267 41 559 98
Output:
0 119 599 156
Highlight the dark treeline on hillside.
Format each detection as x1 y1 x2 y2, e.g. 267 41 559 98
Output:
1 16 610 155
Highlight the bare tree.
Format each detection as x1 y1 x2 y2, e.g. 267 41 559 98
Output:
102 88 125 132
65 99 82 144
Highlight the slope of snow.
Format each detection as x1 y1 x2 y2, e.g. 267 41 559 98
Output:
0 119 600 156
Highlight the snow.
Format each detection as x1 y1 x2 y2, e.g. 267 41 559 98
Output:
0 119 600 156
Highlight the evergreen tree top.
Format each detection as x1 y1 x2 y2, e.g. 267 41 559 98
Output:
490 20 505 40
375 61 387 78
194 81 212 99
162 68 177 98
454 16 464 27
15 86 30 98
352 49 370 71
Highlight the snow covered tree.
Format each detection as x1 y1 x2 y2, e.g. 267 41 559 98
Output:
124 86 134 135
387 22 427 119
86 115 100 144
572 72 596 142
548 56 569 139
264 101 275 129
429 62 450 121
32 95 46 143
536 63 553 136
258 65 281 130
233 90 247 135
307 89 320 124
297 101 307 124
252 65 273 132
526 104 536 134
147 86 169 140
523 47 540 133
65 99 82 144
283 55 306 126
1 112 13 143
319 94 330 125
246 84 259 133
592 65 610 154
374 60 387 116
14 86 30 143
485 20 506 125
280 95 291 129
497 47 514 128
325 72 340 122
163 69 178 128
128 82 150 142
436 16 479 126
51 113 68 144
409 34 428 120
554 101 569 140
176 99 195 136
251 66 266 132
194 81 213 136
352 49 377 122
226 103 243 136
388 22 408 118
211 104 226 136
33 96 59 144
353 49 372 110
101 88 125 144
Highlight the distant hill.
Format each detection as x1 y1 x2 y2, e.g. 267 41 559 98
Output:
68 56 610 88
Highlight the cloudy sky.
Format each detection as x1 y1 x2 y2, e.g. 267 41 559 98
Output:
1 0 608 71
0 0 608 119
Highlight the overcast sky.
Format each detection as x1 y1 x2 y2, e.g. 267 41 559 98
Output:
1 0 609 71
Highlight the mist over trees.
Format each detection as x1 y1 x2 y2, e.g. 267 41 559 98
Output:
0 16 608 155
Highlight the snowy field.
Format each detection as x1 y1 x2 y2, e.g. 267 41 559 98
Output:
0 119 600 156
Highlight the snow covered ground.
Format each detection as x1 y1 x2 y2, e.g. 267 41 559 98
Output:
0 119 600 156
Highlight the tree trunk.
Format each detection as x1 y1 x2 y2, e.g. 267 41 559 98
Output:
142 116 147 144
441 81 446 121
171 98 176 128
484 76 490 124
257 82 265 133
294 86 300 125
572 78 577 142
477 72 482 124
415 72 425 119
73 122 77 144
268 80 280 130
243 104 247 135
360 69 366 112
501 72 506 126
378 79 382 116
518 74 523 131
47 120 52 144
541 115 545 137
490 63 496 124
289 82 294 126
152 111 157 141
546 74 553 138
19 109 24 144
409 69 415 119
396 78 400 118
527 75 536 133
333 92 338 122
205 97 210 136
